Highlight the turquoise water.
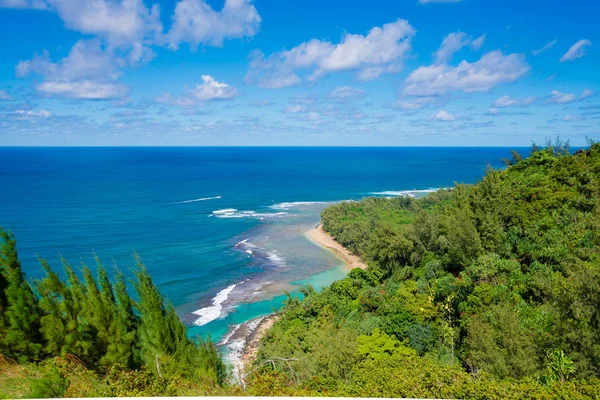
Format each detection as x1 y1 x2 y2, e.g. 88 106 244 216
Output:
0 147 524 346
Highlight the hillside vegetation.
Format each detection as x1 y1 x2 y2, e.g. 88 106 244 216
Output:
2 141 600 398
252 141 600 398
0 233 225 398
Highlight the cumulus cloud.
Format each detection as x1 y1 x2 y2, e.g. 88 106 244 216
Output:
1 0 162 47
329 86 365 99
282 104 306 114
404 50 530 96
0 0 49 9
6 0 262 103
545 89 593 105
433 32 485 64
16 39 129 99
156 75 238 108
12 108 52 118
245 19 415 88
393 96 437 110
562 114 581 122
580 89 594 100
560 39 592 62
532 39 557 56
429 110 456 121
493 95 519 107
167 0 261 50
492 95 536 108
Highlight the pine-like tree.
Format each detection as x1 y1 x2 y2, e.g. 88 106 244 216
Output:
0 228 42 362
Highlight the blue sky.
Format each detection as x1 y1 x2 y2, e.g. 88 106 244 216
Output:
0 0 598 146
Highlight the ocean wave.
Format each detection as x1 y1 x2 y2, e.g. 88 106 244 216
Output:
169 196 222 204
371 189 440 198
211 209 287 219
218 323 241 346
267 250 286 267
192 283 237 326
269 201 332 210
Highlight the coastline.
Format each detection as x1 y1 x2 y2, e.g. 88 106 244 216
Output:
240 314 279 367
305 224 367 270
234 223 366 374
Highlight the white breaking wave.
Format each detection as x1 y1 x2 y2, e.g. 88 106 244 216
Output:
269 201 332 210
267 250 286 267
211 209 287 219
371 189 441 198
169 196 222 204
218 323 241 346
192 284 237 326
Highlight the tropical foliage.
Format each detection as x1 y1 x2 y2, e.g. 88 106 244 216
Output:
251 141 600 398
0 230 224 398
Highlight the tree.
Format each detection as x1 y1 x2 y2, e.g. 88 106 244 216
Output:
0 228 42 362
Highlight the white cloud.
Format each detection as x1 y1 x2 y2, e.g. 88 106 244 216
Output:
493 95 519 108
429 110 456 121
1 0 163 47
546 90 576 104
156 75 238 108
0 90 12 100
433 32 485 64
167 0 261 50
580 89 594 100
393 96 437 110
404 50 530 96
546 89 593 105
532 39 557 56
187 75 238 101
471 34 486 50
562 114 581 122
0 0 49 9
37 81 127 99
13 109 52 118
282 105 306 114
16 39 129 100
329 86 365 99
307 112 320 121
560 39 592 62
246 19 415 88
492 95 536 108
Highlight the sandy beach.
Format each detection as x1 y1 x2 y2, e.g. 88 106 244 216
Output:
235 224 366 374
305 224 367 270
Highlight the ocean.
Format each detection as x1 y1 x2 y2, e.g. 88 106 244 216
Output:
0 146 524 362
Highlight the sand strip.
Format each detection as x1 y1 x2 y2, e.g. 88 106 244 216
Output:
305 224 367 270
241 314 279 368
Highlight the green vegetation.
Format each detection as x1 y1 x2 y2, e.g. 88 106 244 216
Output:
3 140 600 398
0 230 225 398
251 141 600 398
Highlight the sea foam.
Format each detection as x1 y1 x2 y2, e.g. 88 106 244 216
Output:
169 196 222 204
192 283 237 326
371 189 440 198
211 209 287 219
269 201 332 210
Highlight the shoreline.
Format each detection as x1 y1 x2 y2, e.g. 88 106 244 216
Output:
233 223 366 374
305 224 367 270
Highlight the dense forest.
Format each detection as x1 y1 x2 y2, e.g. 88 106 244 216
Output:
2 141 600 398
252 141 600 398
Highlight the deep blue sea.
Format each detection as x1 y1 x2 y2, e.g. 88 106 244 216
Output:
0 146 525 361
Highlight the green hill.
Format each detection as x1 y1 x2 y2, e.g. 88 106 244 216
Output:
250 141 600 398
